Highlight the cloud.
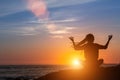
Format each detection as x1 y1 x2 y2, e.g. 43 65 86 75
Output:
51 18 77 23
29 18 77 24
0 0 91 38
17 27 39 36
46 23 56 31
46 23 76 38
50 30 69 34
27 0 48 19
0 8 25 17
0 22 75 37
26 0 79 38
51 35 63 39
0 26 43 36
46 0 97 8
0 1 26 17
0 0 96 17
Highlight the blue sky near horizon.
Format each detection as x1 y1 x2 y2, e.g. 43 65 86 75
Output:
0 0 120 65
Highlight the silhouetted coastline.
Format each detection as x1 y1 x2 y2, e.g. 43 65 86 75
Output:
36 64 120 80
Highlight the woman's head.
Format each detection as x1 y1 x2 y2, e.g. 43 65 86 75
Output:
86 33 94 43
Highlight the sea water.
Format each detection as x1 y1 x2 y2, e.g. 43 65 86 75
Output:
0 65 70 80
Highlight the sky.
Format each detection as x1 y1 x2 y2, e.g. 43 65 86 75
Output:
0 0 120 65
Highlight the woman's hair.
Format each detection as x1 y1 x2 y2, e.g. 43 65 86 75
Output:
86 33 94 42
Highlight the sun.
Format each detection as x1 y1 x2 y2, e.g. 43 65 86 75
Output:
74 60 79 65
73 59 80 66
72 59 83 69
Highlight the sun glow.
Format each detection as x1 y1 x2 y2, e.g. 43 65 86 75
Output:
72 59 83 69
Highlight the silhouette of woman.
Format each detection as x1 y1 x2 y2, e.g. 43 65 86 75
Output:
69 33 112 67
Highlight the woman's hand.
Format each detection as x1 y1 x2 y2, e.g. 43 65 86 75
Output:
69 36 74 42
108 35 113 40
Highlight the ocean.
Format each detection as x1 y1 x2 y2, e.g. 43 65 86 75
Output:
0 65 70 80
0 64 117 80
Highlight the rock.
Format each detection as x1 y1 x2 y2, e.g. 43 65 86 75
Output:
35 65 120 80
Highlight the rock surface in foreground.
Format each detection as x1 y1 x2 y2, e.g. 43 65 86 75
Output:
36 65 120 80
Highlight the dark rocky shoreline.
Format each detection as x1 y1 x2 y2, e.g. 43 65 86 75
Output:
35 65 120 80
